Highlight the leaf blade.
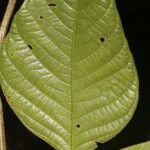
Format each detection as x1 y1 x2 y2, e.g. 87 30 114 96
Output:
0 0 139 149
121 141 150 150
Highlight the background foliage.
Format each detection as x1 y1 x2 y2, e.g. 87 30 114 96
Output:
0 0 150 149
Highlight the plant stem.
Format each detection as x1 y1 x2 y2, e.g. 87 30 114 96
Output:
0 0 16 44
0 99 6 150
0 1 16 149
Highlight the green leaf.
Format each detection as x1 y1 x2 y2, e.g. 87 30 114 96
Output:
121 141 150 150
0 0 139 149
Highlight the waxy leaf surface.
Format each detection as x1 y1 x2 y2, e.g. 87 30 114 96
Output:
122 141 150 150
0 0 139 149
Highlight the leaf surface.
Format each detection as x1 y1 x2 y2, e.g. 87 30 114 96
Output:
0 0 138 149
121 141 150 150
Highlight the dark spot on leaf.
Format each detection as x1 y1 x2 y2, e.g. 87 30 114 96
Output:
10 53 13 56
40 16 43 19
28 44 33 50
76 124 80 128
100 37 105 42
48 3 56 7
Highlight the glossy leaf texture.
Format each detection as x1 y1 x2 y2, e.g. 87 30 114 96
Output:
0 0 139 149
121 141 150 150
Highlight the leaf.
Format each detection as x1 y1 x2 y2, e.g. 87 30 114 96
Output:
121 141 150 150
0 0 139 149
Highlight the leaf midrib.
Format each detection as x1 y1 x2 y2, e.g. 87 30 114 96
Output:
71 1 79 149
